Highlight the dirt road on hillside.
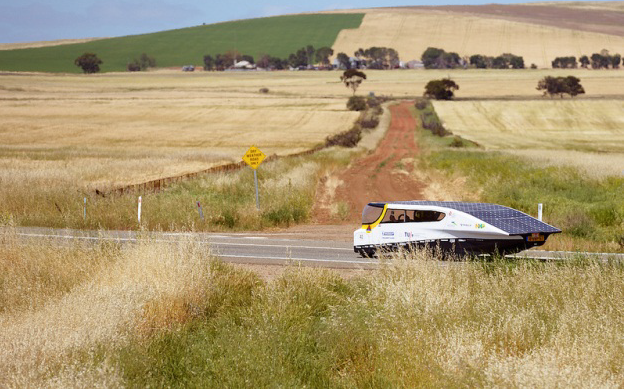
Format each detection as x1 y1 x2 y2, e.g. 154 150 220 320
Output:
313 101 424 225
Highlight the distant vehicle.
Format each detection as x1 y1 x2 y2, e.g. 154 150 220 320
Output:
354 201 561 257
182 65 195 71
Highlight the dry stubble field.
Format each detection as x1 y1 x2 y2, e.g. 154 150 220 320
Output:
0 71 361 190
330 8 624 68
432 99 624 177
1 69 623 230
1 68 622 189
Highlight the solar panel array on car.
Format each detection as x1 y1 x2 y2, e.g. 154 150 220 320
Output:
385 201 561 235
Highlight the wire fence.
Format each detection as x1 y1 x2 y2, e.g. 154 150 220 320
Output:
95 146 325 197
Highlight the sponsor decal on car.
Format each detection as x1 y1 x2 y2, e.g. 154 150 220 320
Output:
475 223 486 229
404 231 413 238
382 231 394 239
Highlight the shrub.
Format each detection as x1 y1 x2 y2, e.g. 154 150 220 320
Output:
423 78 459 100
347 96 367 111
449 136 464 148
420 112 450 137
414 99 428 110
366 96 380 108
127 61 141 72
358 116 379 129
325 125 362 148
259 88 269 94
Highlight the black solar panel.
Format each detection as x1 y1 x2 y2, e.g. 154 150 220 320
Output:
384 201 561 235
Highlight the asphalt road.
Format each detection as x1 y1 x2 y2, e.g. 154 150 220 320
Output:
6 227 623 269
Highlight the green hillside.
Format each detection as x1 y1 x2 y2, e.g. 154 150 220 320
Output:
0 14 363 73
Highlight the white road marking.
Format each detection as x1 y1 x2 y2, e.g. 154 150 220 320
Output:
15 233 353 251
216 253 377 265
13 232 623 260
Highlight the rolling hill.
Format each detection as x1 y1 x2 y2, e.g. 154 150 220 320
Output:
0 14 364 73
329 3 624 68
0 2 623 72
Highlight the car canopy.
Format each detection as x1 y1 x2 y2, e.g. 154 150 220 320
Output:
372 201 561 235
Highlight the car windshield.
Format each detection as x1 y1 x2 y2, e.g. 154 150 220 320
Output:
362 204 384 224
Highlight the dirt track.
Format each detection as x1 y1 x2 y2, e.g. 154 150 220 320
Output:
313 101 424 225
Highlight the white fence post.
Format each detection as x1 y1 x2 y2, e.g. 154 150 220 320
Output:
138 196 142 223
83 197 87 220
538 203 543 221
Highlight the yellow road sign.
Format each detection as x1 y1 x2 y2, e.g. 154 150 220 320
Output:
242 146 266 169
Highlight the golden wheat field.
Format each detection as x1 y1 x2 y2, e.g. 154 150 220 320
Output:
0 38 103 51
0 71 360 189
1 69 622 191
532 1 624 11
432 99 624 176
331 10 624 69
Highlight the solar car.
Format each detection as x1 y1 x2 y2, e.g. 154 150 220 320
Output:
354 201 561 257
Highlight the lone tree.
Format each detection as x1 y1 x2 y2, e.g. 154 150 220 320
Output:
537 76 585 98
340 69 367 95
424 78 459 100
74 53 102 74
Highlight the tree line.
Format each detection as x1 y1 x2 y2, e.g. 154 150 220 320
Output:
421 47 526 69
202 45 335 71
552 50 621 69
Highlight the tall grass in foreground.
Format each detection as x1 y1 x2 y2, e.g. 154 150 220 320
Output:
113 253 624 387
0 148 356 231
0 229 219 387
2 231 622 386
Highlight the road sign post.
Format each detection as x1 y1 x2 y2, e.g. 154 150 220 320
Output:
242 146 266 211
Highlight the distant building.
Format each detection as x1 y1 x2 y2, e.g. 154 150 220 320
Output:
226 60 257 71
405 60 424 69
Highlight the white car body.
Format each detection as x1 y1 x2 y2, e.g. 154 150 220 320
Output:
354 201 561 256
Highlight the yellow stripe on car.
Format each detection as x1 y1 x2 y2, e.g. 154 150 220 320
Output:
362 204 388 232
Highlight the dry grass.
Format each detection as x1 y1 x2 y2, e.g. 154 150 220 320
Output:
0 72 359 188
331 10 624 68
531 1 624 12
0 229 215 387
0 38 103 51
508 149 624 179
5 69 614 197
363 253 624 387
2 228 622 386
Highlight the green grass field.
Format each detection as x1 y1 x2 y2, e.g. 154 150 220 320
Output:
0 14 363 73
